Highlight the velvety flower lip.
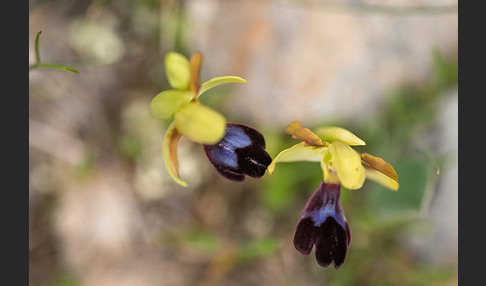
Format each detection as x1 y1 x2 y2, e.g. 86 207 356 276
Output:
203 123 272 181
293 182 351 269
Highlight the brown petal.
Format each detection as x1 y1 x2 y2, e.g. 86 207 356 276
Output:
189 51 203 99
361 153 398 182
285 121 326 147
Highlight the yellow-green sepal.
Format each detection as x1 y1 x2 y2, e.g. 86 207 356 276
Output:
329 141 365 190
198 76 247 97
174 102 226 144
315 126 366 146
165 52 191 90
267 142 327 174
162 122 187 187
364 168 399 191
150 90 193 119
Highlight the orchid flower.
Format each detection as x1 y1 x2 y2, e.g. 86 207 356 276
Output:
150 51 271 186
269 121 399 268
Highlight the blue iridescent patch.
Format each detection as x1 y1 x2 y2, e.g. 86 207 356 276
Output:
203 122 271 181
308 203 347 229
220 125 252 149
206 125 252 168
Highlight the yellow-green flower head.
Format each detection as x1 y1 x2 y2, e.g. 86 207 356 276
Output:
268 121 399 191
150 51 246 186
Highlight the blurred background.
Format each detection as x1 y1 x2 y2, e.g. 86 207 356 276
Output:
29 0 458 285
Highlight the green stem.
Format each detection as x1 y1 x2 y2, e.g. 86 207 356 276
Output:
34 31 42 64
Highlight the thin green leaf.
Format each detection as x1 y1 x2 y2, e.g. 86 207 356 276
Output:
29 63 80 73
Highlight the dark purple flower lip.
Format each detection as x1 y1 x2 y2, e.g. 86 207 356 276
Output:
293 182 351 269
203 122 272 181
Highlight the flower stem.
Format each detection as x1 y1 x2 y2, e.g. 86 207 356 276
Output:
35 31 42 64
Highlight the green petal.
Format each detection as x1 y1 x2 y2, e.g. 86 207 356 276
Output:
174 102 226 144
150 90 193 119
329 141 365 190
315 126 366 146
267 142 327 174
365 167 399 191
165 52 191 90
198 76 247 97
162 122 187 187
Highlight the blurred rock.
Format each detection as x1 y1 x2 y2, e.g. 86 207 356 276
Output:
53 166 152 283
186 0 458 127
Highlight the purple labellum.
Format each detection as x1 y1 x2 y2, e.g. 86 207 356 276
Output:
293 182 351 269
203 123 272 181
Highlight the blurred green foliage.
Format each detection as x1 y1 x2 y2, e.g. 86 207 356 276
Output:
160 226 280 266
40 271 80 286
